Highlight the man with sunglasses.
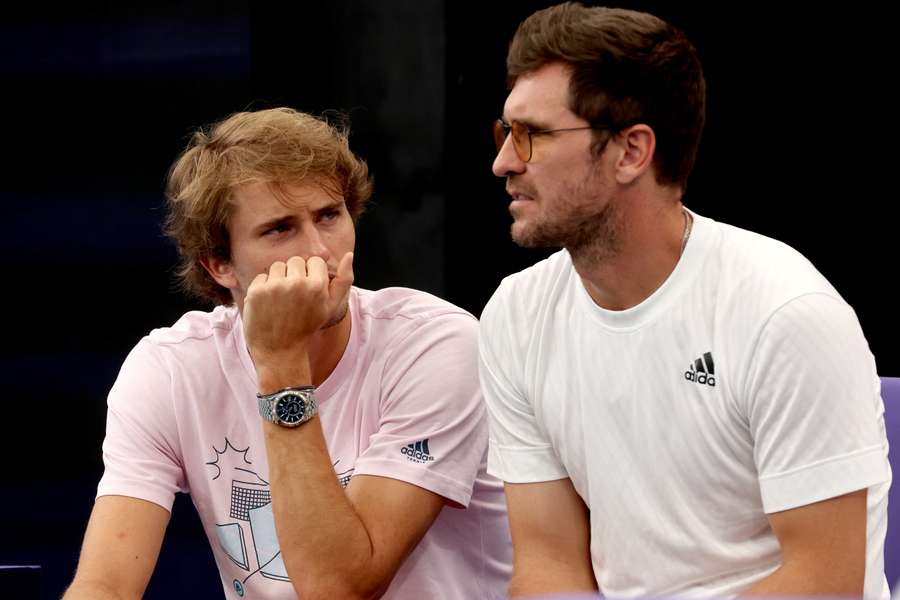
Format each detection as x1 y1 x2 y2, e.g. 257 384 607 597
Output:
479 3 890 598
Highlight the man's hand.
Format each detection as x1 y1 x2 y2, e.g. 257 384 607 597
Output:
242 252 353 388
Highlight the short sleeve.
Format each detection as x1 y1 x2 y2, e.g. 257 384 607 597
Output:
744 293 889 513
96 339 187 511
478 283 568 483
351 313 487 508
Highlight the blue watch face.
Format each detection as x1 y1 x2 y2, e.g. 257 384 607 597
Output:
276 394 306 424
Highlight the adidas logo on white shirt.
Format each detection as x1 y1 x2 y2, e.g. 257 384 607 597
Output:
684 351 716 387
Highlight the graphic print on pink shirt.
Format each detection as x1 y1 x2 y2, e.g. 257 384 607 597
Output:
205 437 355 597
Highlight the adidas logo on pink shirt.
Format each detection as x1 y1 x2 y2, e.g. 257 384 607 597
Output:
401 439 435 463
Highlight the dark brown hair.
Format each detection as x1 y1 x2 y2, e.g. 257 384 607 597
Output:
164 108 373 305
507 2 706 190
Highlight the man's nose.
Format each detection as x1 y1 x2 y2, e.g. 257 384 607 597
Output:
492 134 526 178
298 223 330 261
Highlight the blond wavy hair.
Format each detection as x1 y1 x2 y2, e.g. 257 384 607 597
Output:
164 107 373 305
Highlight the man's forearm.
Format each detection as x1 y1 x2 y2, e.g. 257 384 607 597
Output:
248 254 396 598
62 580 130 600
742 562 864 597
508 556 598 598
264 417 385 599
742 565 811 596
509 575 598 598
743 490 867 597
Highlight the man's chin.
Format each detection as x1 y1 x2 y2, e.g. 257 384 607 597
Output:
320 301 350 330
510 222 534 247
510 222 558 249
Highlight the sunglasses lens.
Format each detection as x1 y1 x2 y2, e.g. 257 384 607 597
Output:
494 120 530 161
493 120 508 153
510 122 530 161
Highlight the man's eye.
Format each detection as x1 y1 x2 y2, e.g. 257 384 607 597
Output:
321 210 340 222
264 223 291 235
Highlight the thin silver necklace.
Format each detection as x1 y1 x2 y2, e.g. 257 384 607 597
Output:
681 208 693 254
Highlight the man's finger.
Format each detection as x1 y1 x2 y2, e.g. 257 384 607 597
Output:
306 256 329 288
286 256 307 279
330 252 354 300
268 260 288 279
247 272 268 294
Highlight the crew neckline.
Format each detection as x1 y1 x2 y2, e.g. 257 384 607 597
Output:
573 209 715 332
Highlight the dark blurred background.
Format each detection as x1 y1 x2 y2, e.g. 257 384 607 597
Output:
1 1 894 598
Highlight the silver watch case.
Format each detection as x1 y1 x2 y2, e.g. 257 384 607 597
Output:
257 387 318 428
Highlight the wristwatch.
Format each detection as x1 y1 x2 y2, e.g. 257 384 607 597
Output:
257 386 318 428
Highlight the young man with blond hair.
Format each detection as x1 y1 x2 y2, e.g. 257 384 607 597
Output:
64 107 511 600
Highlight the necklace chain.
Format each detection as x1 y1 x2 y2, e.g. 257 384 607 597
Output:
681 208 693 254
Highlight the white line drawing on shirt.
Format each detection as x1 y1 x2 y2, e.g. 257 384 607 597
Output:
206 439 355 596
207 438 285 596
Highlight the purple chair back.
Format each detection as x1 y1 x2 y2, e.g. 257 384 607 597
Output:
882 376 900 588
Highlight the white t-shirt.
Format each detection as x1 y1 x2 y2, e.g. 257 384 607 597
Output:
98 286 512 599
479 211 890 598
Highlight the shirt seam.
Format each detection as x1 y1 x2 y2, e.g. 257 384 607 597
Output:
758 443 884 481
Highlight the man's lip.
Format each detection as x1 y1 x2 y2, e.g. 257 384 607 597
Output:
507 190 534 202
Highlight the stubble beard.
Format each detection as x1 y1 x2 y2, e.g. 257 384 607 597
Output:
320 300 350 330
510 174 621 265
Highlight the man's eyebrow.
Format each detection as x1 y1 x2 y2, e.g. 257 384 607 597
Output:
503 116 552 131
255 215 295 232
521 118 554 131
314 200 345 215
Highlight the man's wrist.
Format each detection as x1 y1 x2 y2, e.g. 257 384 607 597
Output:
256 364 313 395
249 340 313 394
258 386 318 428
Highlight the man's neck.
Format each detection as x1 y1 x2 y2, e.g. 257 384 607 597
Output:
305 310 353 387
239 302 353 389
571 189 687 312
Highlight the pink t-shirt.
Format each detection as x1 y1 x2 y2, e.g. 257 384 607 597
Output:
98 287 512 599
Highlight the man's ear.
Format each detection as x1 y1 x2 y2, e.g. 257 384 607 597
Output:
200 255 237 290
613 124 656 185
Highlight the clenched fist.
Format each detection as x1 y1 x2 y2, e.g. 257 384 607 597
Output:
242 252 354 386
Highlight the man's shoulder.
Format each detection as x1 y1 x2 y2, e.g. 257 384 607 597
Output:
482 250 572 322
715 219 814 266
349 287 479 362
699 216 857 370
112 305 243 405
704 216 842 306
145 304 240 346
354 286 476 325
133 305 242 371
499 249 572 288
